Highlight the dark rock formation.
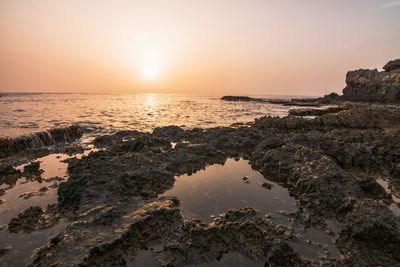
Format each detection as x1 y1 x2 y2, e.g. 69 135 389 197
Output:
221 95 266 102
8 204 59 233
255 105 400 131
221 95 321 106
288 106 349 116
338 199 400 266
29 197 182 266
383 58 400 72
0 164 21 186
342 59 400 103
62 145 84 156
23 161 42 174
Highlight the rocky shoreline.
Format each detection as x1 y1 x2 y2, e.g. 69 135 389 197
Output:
0 59 400 266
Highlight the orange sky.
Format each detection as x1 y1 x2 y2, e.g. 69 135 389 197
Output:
0 0 399 96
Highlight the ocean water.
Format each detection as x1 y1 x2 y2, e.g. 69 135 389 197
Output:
0 93 301 137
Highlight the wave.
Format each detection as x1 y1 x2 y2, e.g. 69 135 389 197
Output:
0 125 82 158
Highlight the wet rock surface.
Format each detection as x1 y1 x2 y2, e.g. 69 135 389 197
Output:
288 106 349 116
221 95 321 107
0 164 21 186
8 204 60 233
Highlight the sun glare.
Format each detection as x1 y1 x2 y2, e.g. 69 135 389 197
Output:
143 65 159 80
125 31 176 83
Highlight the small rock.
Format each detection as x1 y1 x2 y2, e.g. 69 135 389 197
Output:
62 145 85 156
39 187 49 192
261 182 273 189
23 161 42 174
48 182 58 189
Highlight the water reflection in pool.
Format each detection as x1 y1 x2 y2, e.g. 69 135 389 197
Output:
162 158 297 224
162 158 340 262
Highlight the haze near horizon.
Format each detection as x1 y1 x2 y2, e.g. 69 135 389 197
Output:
1 0 399 95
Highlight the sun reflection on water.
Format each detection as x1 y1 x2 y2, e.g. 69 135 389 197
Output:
145 93 157 107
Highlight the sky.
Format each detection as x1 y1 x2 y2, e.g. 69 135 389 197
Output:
0 0 399 96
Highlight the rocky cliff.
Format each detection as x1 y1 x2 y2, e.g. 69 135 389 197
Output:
342 59 400 103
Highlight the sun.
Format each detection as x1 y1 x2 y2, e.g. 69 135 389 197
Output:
143 65 159 80
123 31 175 83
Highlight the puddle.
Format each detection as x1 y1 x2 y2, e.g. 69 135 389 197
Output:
0 219 68 266
130 249 162 267
162 158 340 261
162 158 296 224
1 153 69 225
289 226 340 261
0 148 94 266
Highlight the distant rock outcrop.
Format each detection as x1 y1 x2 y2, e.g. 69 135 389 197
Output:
342 59 400 103
383 59 400 72
220 96 266 102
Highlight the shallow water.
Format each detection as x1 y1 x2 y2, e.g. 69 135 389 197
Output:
0 220 68 267
162 158 296 224
0 150 91 266
0 93 302 137
162 158 340 261
0 153 69 225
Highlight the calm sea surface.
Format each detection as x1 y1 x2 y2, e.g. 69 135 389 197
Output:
0 93 304 137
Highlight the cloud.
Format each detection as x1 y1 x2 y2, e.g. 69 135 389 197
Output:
382 1 400 8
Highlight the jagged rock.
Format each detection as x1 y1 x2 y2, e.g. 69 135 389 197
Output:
338 199 400 265
153 125 186 139
58 150 175 210
221 95 266 102
342 63 400 103
62 145 84 156
250 144 362 217
261 182 273 189
255 105 400 131
289 106 348 116
29 197 182 266
265 241 308 267
383 58 400 72
8 204 59 233
0 164 21 186
356 176 391 201
23 161 42 174
320 92 341 103
158 208 305 266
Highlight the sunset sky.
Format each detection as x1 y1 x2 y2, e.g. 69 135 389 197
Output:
1 0 399 96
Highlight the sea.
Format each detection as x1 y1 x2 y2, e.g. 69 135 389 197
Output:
0 93 310 138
